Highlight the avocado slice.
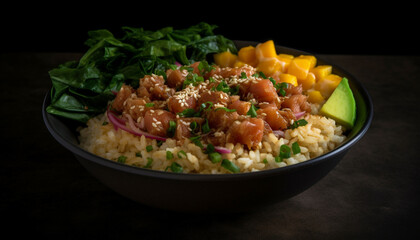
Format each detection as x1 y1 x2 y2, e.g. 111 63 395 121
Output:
319 77 356 129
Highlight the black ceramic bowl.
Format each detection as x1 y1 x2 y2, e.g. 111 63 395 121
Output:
43 41 373 213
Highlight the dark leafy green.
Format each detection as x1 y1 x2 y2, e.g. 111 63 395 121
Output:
47 22 237 123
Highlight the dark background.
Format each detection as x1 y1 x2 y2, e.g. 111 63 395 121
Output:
2 3 419 239
2 4 418 55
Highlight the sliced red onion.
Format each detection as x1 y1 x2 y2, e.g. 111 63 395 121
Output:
107 110 167 141
273 130 285 138
174 61 182 67
294 111 306 119
214 146 232 154
107 109 232 153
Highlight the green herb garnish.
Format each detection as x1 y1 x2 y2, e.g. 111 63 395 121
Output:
167 120 176 137
289 119 308 129
166 151 174 160
146 145 153 152
135 152 142 157
202 119 210 134
177 108 198 117
170 162 183 173
292 142 301 154
247 103 258 118
214 107 237 112
240 72 247 79
215 80 230 93
279 144 291 160
209 152 222 163
145 102 155 107
277 82 288 96
144 157 153 168
117 155 127 163
183 72 204 89
190 135 204 148
197 61 215 75
258 71 267 79
221 159 240 173
177 150 187 158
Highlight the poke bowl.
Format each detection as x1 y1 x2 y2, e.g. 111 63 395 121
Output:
43 23 373 213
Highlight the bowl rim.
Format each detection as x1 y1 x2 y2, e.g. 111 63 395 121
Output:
42 42 373 182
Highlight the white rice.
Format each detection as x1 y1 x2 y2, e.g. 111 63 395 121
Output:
78 111 346 174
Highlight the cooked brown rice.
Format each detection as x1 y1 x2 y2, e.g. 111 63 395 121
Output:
78 107 346 174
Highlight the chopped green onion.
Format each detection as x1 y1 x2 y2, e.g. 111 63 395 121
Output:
221 159 240 173
263 158 268 164
177 108 198 117
209 152 222 163
268 77 276 86
274 156 282 162
277 82 288 96
228 85 240 95
177 150 187 158
144 157 153 168
146 145 153 152
190 135 204 148
190 121 199 134
135 152 142 157
214 107 237 112
279 144 291 160
102 121 108 125
170 162 183 173
145 102 154 107
216 80 230 93
289 119 308 129
258 71 267 79
240 72 247 79
205 143 215 154
201 101 213 112
247 103 258 118
183 72 204 88
202 119 210 134
166 151 174 160
117 155 127 163
292 142 301 154
180 66 194 72
167 120 176 137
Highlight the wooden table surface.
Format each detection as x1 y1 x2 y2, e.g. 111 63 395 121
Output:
1 53 419 239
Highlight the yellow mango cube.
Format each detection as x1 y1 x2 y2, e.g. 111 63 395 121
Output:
214 51 237 68
257 58 283 76
296 55 317 69
278 53 294 60
311 65 332 82
278 73 298 86
238 46 258 67
287 58 312 81
277 54 294 72
300 72 316 90
307 90 325 104
255 40 277 61
314 74 342 97
233 60 246 68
